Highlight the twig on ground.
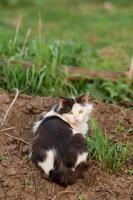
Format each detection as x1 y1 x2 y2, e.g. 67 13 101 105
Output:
0 127 15 133
93 192 105 199
51 190 73 200
4 132 31 145
116 106 127 121
1 88 19 125
52 183 55 193
19 94 32 99
97 178 115 196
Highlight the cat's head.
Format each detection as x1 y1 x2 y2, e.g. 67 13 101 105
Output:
55 94 93 123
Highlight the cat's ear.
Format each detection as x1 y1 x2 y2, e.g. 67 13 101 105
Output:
59 97 67 107
79 94 89 104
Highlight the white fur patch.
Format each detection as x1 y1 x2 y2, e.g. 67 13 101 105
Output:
75 152 88 168
87 104 93 113
33 103 93 136
72 129 79 135
72 103 93 123
73 122 88 136
32 120 42 133
38 149 55 175
67 103 93 136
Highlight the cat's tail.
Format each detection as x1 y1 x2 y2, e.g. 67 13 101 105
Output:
49 158 86 187
49 159 75 187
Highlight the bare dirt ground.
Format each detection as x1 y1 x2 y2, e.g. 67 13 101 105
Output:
0 92 133 200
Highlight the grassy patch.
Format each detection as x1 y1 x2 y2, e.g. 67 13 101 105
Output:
87 119 131 171
0 62 72 96
0 1 133 71
0 29 88 66
73 79 133 103
0 29 132 101
0 30 83 96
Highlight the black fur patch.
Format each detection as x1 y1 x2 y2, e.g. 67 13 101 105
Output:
54 95 87 115
31 116 88 186
55 98 75 114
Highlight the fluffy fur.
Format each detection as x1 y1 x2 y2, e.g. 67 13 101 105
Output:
62 103 93 135
31 94 93 186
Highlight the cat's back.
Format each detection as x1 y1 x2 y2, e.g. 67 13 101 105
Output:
34 116 73 148
37 116 72 135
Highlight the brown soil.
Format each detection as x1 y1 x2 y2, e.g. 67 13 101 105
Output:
0 60 126 82
69 67 125 82
0 92 133 200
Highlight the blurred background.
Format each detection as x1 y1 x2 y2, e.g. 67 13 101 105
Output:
0 0 133 70
0 0 133 101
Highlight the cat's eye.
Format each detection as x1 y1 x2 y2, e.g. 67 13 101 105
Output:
79 110 83 114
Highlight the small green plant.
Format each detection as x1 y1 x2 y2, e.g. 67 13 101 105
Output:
0 155 10 160
23 170 34 187
101 80 133 103
126 169 133 175
87 119 131 171
78 194 85 200
115 120 125 134
73 79 133 103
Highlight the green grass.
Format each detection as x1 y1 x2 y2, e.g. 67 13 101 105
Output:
0 31 84 96
0 28 87 66
0 0 132 71
73 79 133 103
127 169 133 175
0 29 132 101
0 31 81 96
0 56 72 97
0 1 132 100
87 119 132 171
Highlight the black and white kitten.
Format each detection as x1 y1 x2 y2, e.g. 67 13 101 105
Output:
31 94 93 186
